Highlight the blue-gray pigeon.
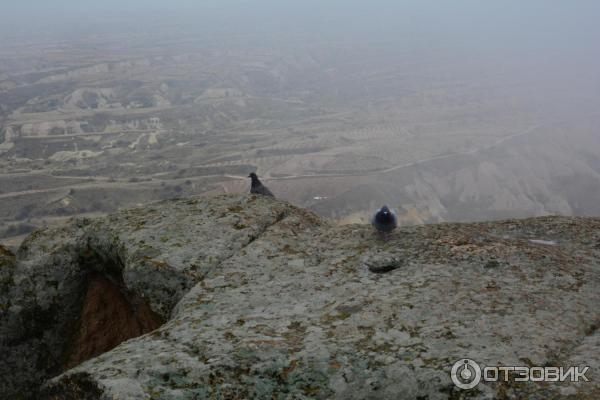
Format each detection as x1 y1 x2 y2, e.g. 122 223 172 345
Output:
248 172 274 197
371 205 397 233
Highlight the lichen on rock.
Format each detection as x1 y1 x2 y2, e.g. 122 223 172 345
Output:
1 194 600 399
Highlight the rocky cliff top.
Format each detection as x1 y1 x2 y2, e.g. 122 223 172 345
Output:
2 194 600 399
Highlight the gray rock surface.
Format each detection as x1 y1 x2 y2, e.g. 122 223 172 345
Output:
2 194 600 399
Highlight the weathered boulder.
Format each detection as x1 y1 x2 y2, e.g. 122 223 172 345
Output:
2 194 600 399
0 195 297 399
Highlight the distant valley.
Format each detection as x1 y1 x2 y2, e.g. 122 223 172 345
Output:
1 28 600 248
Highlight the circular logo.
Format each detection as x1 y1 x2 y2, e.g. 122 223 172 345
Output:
451 359 482 390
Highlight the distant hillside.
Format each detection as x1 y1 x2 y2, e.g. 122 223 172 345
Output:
308 117 600 225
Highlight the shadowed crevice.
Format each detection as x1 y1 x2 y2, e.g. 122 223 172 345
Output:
64 271 163 369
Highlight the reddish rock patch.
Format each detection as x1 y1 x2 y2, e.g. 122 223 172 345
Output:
65 272 162 369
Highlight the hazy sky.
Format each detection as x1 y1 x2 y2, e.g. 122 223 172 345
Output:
2 0 599 49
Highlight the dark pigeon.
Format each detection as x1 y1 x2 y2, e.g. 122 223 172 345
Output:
248 172 274 197
371 205 397 233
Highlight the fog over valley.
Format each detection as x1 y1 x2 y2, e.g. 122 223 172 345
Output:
1 0 600 248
